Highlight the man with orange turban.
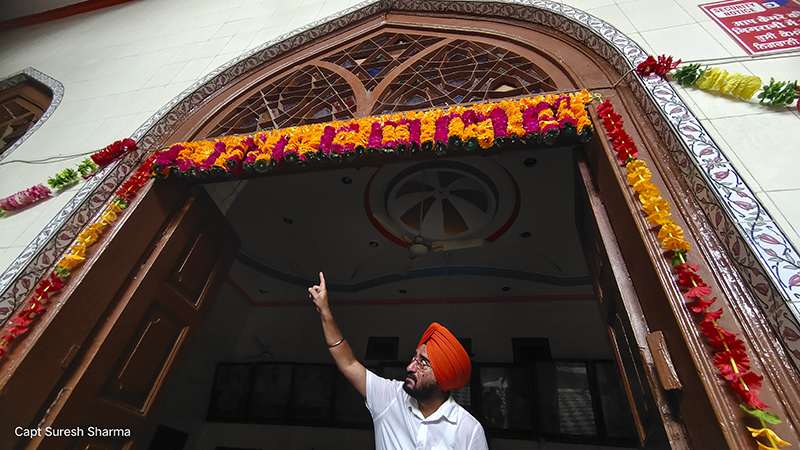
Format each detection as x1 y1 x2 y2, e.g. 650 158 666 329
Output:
309 272 488 450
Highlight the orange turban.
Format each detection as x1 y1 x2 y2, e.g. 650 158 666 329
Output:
417 322 471 392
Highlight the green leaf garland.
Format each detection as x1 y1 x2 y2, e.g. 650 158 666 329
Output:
46 168 80 191
758 78 800 107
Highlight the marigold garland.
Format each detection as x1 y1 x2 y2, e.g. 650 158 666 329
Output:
152 92 596 180
596 99 789 450
0 146 154 361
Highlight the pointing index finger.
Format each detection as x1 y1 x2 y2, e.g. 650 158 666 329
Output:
319 272 326 290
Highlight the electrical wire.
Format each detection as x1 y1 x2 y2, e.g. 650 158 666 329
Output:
0 148 100 167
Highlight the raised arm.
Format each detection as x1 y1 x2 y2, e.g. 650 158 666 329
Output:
309 272 366 397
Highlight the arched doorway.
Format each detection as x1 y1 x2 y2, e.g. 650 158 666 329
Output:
1 3 798 450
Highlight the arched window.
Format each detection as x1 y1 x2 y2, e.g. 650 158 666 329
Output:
189 25 573 141
0 78 53 156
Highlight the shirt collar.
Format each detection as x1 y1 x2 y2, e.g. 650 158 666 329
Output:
406 394 459 424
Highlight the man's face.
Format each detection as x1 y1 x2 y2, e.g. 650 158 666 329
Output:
404 343 441 400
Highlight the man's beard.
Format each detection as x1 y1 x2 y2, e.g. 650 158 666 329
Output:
403 374 440 400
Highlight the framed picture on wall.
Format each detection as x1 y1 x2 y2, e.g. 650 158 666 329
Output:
207 363 254 422
249 363 293 421
289 364 334 421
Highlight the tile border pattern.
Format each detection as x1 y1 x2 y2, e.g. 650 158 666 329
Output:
1 0 798 366
0 67 64 164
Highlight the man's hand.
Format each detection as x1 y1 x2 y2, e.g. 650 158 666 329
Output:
309 272 328 314
308 270 366 397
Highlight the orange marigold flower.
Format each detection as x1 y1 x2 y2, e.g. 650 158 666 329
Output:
557 108 576 121
633 181 659 198
747 427 791 448
101 208 118 224
396 124 410 142
627 165 651 188
626 159 647 171
662 236 691 252
477 119 494 149
474 102 496 115
657 221 683 242
659 222 690 251
57 254 85 270
382 124 397 145
640 195 670 216
421 110 443 142
463 123 479 139
576 116 592 134
105 202 122 213
69 243 87 256
504 102 525 137
448 106 467 116
449 117 465 138
647 210 673 226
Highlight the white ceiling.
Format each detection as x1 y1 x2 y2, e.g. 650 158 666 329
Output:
219 146 593 305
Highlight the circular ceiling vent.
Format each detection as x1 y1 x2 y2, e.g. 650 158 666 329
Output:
366 157 519 245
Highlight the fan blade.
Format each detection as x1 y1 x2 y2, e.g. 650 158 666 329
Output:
430 238 485 251
398 255 418 276
373 213 411 242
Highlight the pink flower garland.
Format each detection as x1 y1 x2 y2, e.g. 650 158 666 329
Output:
0 185 52 213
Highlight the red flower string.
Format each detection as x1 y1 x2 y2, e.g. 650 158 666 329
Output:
90 138 137 167
636 54 681 78
0 144 150 362
599 99 785 448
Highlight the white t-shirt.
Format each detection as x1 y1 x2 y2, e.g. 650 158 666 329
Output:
365 370 489 450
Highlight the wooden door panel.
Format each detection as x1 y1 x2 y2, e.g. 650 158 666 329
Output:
27 185 239 450
101 304 187 412
167 229 223 307
574 150 689 448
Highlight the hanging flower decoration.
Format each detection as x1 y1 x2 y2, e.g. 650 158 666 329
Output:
0 185 52 216
642 54 798 108
47 168 81 191
636 54 681 77
0 139 137 218
151 92 596 180
91 138 138 167
757 78 800 107
596 99 790 450
0 145 153 361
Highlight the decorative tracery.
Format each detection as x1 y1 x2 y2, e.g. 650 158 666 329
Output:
372 40 552 115
207 66 357 139
323 32 445 95
202 31 558 139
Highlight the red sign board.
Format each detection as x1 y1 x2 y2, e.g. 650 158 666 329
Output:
700 0 800 54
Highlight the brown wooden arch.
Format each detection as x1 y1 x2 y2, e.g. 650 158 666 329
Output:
173 17 588 144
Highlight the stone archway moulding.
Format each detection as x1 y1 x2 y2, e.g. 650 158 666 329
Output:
1 0 799 388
